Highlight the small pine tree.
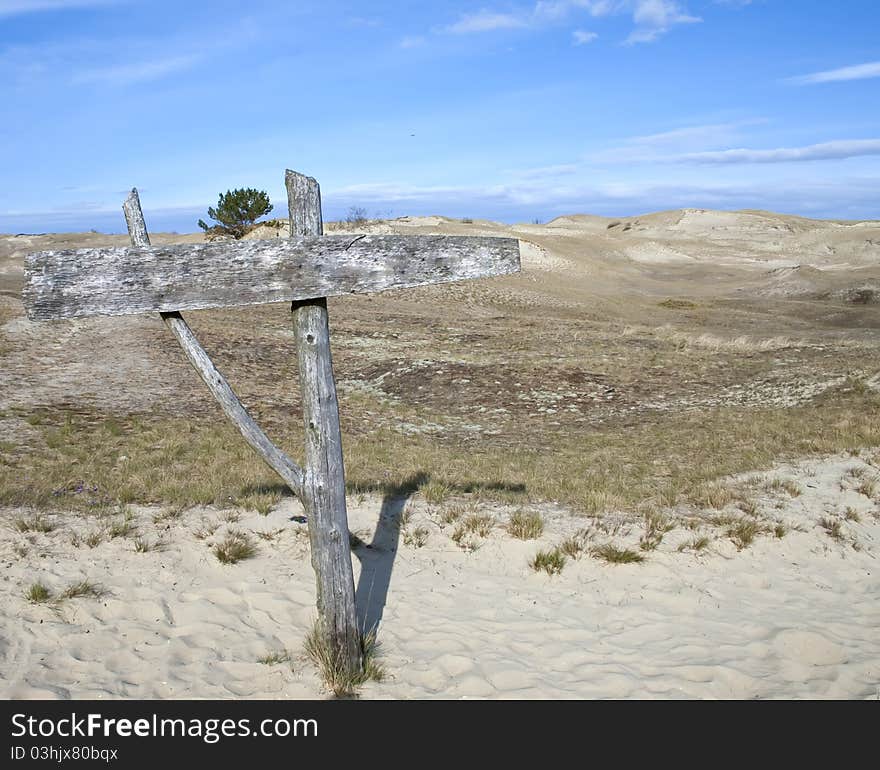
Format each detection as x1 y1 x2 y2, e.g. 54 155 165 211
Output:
198 188 273 239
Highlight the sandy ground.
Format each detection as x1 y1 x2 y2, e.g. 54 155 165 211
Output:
1 451 878 700
1 208 879 699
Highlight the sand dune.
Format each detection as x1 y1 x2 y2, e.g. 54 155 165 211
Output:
1 207 879 699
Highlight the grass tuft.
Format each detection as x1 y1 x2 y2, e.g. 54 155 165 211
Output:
678 535 710 552
819 516 843 540
592 544 645 564
530 548 566 575
133 537 161 553
214 530 257 564
61 580 103 599
640 509 673 551
402 526 429 548
304 619 384 698
727 519 766 550
507 509 544 540
559 533 588 559
767 478 802 497
13 515 54 533
258 650 291 666
420 479 451 505
26 582 52 603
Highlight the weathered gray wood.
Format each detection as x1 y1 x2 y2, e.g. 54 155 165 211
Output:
122 189 150 247
286 169 323 238
287 169 363 675
122 187 304 499
22 234 521 321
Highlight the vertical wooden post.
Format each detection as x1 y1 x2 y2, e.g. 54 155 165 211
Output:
286 169 363 675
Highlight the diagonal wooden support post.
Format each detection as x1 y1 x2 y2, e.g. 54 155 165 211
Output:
286 170 363 675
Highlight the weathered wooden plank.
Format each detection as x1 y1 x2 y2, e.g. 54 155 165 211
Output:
122 187 305 499
287 169 363 675
22 234 521 321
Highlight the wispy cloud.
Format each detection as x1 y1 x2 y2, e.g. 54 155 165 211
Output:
625 1 701 44
445 11 527 34
0 0 118 17
71 53 201 86
572 29 598 44
589 119 767 162
435 1 700 44
788 61 880 85
677 139 880 164
623 119 766 146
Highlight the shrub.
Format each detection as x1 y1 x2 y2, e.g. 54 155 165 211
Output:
198 188 273 240
345 206 369 227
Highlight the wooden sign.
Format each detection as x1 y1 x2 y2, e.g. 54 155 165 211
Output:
23 235 520 321
20 169 522 680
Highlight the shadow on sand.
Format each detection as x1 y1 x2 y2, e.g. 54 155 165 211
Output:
352 472 428 637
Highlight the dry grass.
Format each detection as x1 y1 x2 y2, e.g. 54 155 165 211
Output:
133 537 162 553
678 535 711 553
2 383 878 525
592 544 645 564
258 650 291 666
438 503 468 525
304 619 384 698
461 514 493 538
13 514 54 533
61 580 103 599
419 479 452 505
214 530 257 564
25 579 102 603
856 478 877 498
767 478 802 497
402 526 429 548
71 529 104 548
640 509 674 551
450 514 493 551
559 532 589 559
25 582 51 603
727 519 772 550
690 482 735 510
530 548 566 575
819 516 843 540
507 509 544 540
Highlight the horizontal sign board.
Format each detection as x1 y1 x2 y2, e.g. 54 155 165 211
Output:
22 234 521 321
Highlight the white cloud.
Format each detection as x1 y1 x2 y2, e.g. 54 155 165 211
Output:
625 120 765 145
788 61 880 85
445 11 528 34
573 29 598 44
589 119 766 162
625 0 700 44
0 0 117 17
71 54 201 86
678 139 880 164
441 1 698 43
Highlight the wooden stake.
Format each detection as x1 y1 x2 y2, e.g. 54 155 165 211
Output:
286 170 363 674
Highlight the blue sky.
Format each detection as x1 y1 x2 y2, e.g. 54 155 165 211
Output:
1 0 878 232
